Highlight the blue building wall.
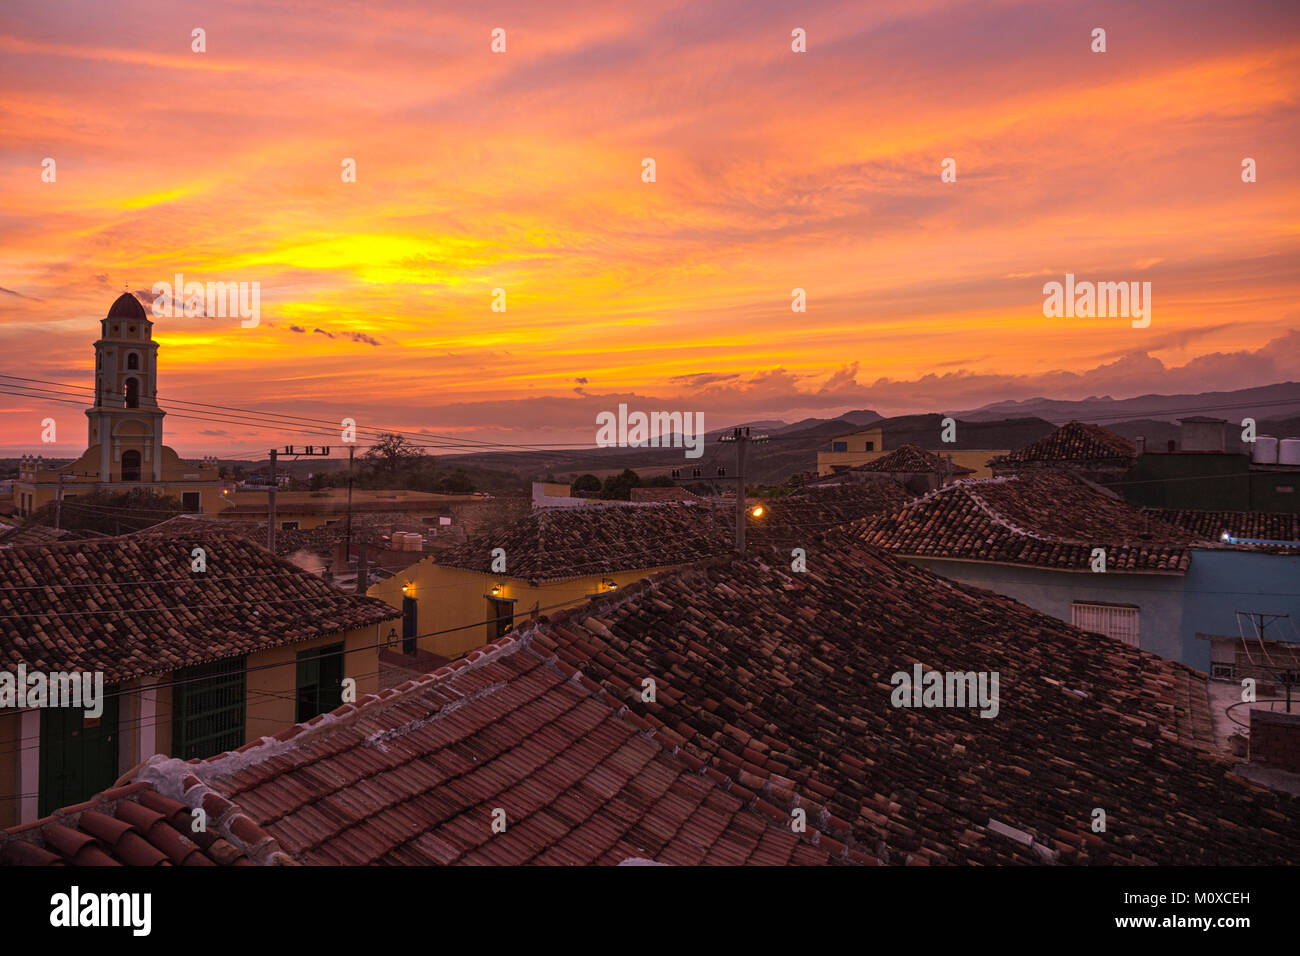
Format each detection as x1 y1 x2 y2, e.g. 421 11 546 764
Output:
903 552 1300 671
903 558 1186 662
1179 548 1300 672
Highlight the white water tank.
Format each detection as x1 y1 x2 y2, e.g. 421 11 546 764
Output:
1279 438 1300 466
1252 436 1279 464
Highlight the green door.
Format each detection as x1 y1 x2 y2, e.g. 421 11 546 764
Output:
296 643 345 723
39 691 120 816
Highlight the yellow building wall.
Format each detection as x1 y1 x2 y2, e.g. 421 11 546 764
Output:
371 561 682 661
0 629 383 827
15 443 224 518
816 448 1006 478
15 481 225 519
828 428 884 453
244 625 383 741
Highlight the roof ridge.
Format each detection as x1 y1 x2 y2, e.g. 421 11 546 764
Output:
184 632 534 780
960 484 1048 542
132 758 294 865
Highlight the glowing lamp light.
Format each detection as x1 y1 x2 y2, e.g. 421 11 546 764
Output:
749 505 765 518
490 584 503 596
401 582 413 596
1221 531 1232 542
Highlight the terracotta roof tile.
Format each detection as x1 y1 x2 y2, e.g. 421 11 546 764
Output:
858 470 1193 572
630 487 701 503
1 783 261 866
1146 508 1300 551
520 538 1299 865
991 421 1136 467
432 489 909 581
852 444 976 476
0 531 400 683
434 503 731 580
125 634 854 865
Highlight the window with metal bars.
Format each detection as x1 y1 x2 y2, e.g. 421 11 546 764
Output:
172 656 246 759
296 642 345 723
1071 602 1140 648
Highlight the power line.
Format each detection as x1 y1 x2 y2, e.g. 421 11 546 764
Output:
0 591 603 762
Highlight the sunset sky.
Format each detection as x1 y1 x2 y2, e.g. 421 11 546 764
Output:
1 0 1298 456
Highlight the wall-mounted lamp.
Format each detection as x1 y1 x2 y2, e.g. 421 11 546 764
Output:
490 584 503 596
602 578 618 591
749 505 765 518
401 581 414 596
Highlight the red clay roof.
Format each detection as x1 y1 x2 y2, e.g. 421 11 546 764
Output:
1146 509 1300 550
522 541 1297 865
991 420 1136 466
630 487 700 503
0 780 270 866
0 524 104 547
749 482 914 545
433 489 909 582
858 471 1194 572
0 532 400 684
434 502 731 580
132 634 863 865
853 444 976 476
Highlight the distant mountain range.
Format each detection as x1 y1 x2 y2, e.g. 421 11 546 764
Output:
953 382 1300 425
54 383 1292 489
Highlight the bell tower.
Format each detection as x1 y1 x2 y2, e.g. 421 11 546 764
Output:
85 293 166 483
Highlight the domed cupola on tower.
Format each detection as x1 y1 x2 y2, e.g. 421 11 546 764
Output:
86 292 166 482
13 293 221 519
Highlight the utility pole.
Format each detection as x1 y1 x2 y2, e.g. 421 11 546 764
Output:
718 427 769 554
736 431 748 553
345 444 355 562
267 448 277 552
54 472 67 531
268 444 332 553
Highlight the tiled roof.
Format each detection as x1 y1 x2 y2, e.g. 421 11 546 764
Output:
630 487 700 503
858 471 1193 572
749 481 914 545
523 540 1298 865
991 421 1136 466
434 502 732 580
852 444 976 476
220 492 477 516
0 523 105 548
435 487 915 582
0 532 400 684
1147 508 1300 542
1145 509 1300 552
131 634 862 865
132 514 263 543
0 780 272 866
